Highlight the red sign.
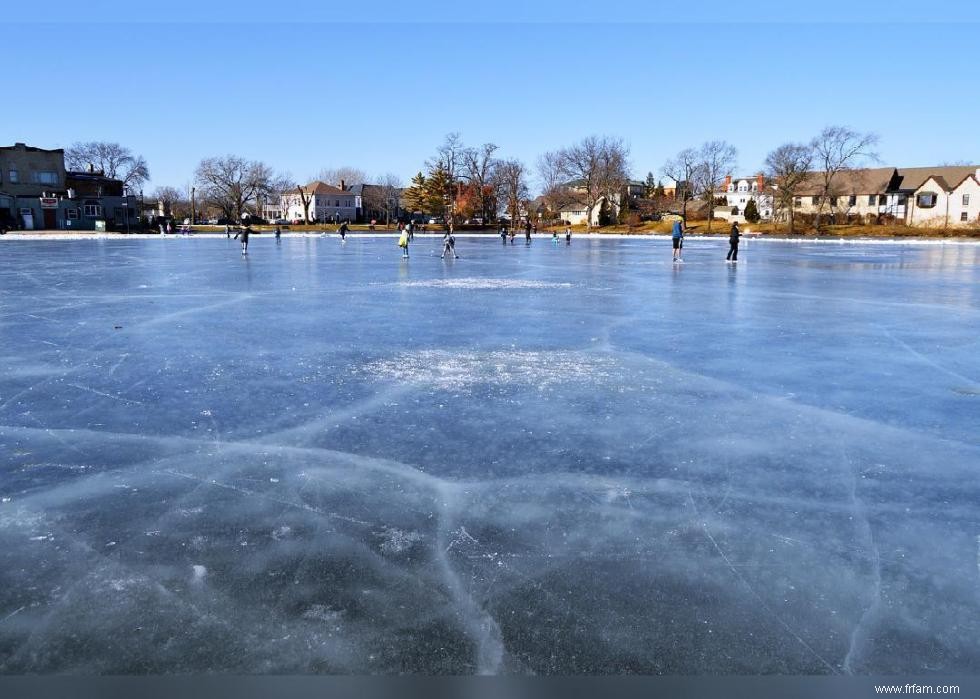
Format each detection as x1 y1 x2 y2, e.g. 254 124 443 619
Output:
39 197 58 209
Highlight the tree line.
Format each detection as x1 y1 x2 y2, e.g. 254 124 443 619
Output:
71 123 879 232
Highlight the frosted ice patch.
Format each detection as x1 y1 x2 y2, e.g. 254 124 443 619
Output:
301 605 343 623
378 527 423 555
357 350 616 391
385 278 572 290
191 565 207 584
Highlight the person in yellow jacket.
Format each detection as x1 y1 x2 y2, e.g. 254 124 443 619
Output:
398 226 409 258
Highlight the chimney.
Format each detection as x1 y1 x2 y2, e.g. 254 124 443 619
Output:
723 175 732 190
340 179 345 191
757 173 765 191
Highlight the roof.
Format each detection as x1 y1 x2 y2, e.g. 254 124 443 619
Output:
298 180 347 196
893 165 979 193
1 143 64 154
793 167 896 196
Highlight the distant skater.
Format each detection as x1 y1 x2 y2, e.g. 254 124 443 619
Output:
338 221 348 241
565 227 572 245
234 224 251 254
166 221 173 235
727 221 740 262
407 220 414 242
525 221 532 244
275 225 282 243
552 231 559 245
441 229 459 259
398 227 410 258
500 225 507 244
225 224 231 238
159 222 165 236
672 219 684 262
509 228 515 244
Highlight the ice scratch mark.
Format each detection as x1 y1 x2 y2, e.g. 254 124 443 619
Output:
0 606 25 625
879 325 980 389
686 488 838 674
66 383 144 406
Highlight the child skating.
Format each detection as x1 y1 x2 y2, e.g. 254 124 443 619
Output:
441 229 459 259
398 228 410 258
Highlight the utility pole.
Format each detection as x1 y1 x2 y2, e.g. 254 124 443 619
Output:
191 186 196 226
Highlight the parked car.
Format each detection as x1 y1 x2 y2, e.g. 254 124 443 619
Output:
428 217 444 225
274 218 289 225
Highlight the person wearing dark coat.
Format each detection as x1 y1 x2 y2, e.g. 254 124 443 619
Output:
727 221 741 262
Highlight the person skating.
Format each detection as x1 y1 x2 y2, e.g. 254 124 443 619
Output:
500 225 508 244
672 219 685 262
274 225 282 243
552 231 559 245
407 220 414 242
525 220 532 244
225 224 231 238
441 229 459 259
727 221 740 262
565 227 572 245
234 224 251 254
398 227 410 258
338 221 348 241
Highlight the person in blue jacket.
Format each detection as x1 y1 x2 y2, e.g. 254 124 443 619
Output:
671 219 685 262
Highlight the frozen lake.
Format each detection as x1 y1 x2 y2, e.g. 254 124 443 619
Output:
0 235 978 674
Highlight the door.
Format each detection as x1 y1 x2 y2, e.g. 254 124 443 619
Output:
43 209 56 229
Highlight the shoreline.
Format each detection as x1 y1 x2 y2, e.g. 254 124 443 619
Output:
3 231 980 245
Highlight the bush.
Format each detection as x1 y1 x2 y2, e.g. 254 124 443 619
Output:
744 199 760 223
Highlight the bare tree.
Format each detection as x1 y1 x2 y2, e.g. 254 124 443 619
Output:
362 173 403 226
494 159 529 227
536 150 568 220
316 166 367 189
694 140 738 232
555 135 630 229
462 142 498 223
810 126 879 231
194 155 276 223
266 173 295 222
662 147 701 221
427 133 466 226
151 186 183 217
764 143 813 233
65 141 150 190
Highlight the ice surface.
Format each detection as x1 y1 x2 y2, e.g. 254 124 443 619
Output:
0 235 978 674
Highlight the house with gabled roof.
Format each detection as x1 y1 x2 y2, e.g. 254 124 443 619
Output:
281 180 360 223
908 169 980 227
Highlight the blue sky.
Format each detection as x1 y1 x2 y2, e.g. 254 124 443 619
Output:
7 2 979 193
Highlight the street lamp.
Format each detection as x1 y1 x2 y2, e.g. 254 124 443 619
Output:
123 186 131 234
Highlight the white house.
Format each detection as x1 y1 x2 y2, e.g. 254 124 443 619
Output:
281 180 360 223
714 174 774 222
908 170 980 227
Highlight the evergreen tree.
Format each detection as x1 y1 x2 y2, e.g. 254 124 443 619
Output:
644 171 656 197
654 180 666 198
744 198 761 223
403 172 428 217
423 166 452 218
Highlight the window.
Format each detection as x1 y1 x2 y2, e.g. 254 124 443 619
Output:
848 195 856 206
868 195 876 205
963 193 970 206
335 200 340 206
829 196 838 207
917 192 937 209
9 169 18 183
961 212 969 222
83 203 103 217
727 184 734 192
66 209 79 220
739 197 746 204
794 197 802 207
33 171 58 185
812 196 820 205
